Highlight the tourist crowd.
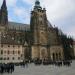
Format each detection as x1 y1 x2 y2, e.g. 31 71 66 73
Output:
0 63 14 73
0 59 72 74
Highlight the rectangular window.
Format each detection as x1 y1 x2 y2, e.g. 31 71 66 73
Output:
1 50 3 55
18 57 20 60
0 57 3 60
13 50 15 54
4 58 6 60
12 57 15 60
8 50 10 54
7 57 9 60
18 51 20 54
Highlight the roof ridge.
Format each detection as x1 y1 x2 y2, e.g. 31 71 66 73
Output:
8 21 29 25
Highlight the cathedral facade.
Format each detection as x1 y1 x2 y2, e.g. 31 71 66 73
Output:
0 0 64 63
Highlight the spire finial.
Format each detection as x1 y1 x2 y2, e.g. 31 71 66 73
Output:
1 0 7 9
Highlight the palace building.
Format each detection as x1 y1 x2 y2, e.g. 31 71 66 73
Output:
0 0 64 63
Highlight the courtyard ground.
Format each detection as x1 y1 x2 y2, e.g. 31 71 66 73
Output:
1 60 75 75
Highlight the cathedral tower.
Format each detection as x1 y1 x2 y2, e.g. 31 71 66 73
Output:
0 0 8 26
30 0 49 60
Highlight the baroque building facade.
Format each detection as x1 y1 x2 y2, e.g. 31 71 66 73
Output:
0 0 64 63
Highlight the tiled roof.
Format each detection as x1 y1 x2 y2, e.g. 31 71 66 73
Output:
8 22 30 31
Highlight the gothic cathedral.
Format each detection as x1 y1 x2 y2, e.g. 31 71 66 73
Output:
0 0 64 63
30 0 64 61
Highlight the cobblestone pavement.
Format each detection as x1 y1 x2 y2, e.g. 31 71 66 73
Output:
1 60 75 75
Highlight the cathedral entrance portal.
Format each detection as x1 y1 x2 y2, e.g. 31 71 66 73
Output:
40 48 48 61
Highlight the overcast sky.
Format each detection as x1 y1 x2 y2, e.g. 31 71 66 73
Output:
0 0 75 39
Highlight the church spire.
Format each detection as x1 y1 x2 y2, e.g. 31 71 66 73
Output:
0 0 8 25
1 0 7 9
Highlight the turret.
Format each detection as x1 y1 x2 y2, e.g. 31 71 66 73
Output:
30 0 48 45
